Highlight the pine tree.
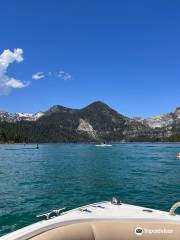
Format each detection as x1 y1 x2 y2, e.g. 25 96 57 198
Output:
0 130 7 142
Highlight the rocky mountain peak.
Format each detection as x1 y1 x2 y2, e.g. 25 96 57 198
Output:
175 107 180 114
47 105 73 114
82 101 121 117
84 101 110 110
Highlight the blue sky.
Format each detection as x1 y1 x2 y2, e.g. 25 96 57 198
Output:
0 0 179 117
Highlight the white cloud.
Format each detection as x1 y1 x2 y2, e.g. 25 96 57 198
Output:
32 70 72 83
0 48 23 71
32 72 45 80
35 70 72 81
58 70 71 80
0 48 29 95
5 78 30 88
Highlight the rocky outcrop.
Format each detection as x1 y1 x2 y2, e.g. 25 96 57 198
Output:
135 107 180 129
77 118 96 138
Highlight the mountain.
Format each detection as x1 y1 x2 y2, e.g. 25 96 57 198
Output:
134 107 180 141
0 101 179 143
135 107 180 129
0 111 44 122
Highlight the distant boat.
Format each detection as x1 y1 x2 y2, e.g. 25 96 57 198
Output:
96 143 112 147
1 198 180 240
176 153 180 158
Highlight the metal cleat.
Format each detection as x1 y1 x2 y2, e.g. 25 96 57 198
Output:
52 207 66 216
36 211 52 220
36 207 66 220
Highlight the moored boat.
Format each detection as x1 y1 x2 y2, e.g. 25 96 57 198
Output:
95 144 112 147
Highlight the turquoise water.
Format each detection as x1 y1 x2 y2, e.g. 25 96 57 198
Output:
0 143 180 236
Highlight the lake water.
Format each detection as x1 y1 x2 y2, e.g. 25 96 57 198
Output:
0 143 180 236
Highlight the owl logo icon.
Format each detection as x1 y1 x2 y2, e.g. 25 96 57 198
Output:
135 227 144 236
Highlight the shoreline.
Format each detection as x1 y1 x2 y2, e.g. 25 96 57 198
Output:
0 141 180 145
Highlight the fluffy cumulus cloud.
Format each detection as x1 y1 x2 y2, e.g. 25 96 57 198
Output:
5 78 30 88
58 70 71 80
0 48 29 95
32 72 45 80
0 48 72 96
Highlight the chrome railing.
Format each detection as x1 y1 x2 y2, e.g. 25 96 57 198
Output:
169 202 180 216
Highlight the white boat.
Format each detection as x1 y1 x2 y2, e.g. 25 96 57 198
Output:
95 144 112 147
1 198 180 240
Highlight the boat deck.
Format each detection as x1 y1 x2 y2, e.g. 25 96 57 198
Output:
1 201 180 240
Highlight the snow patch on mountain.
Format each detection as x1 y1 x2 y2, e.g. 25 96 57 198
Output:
0 111 44 122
